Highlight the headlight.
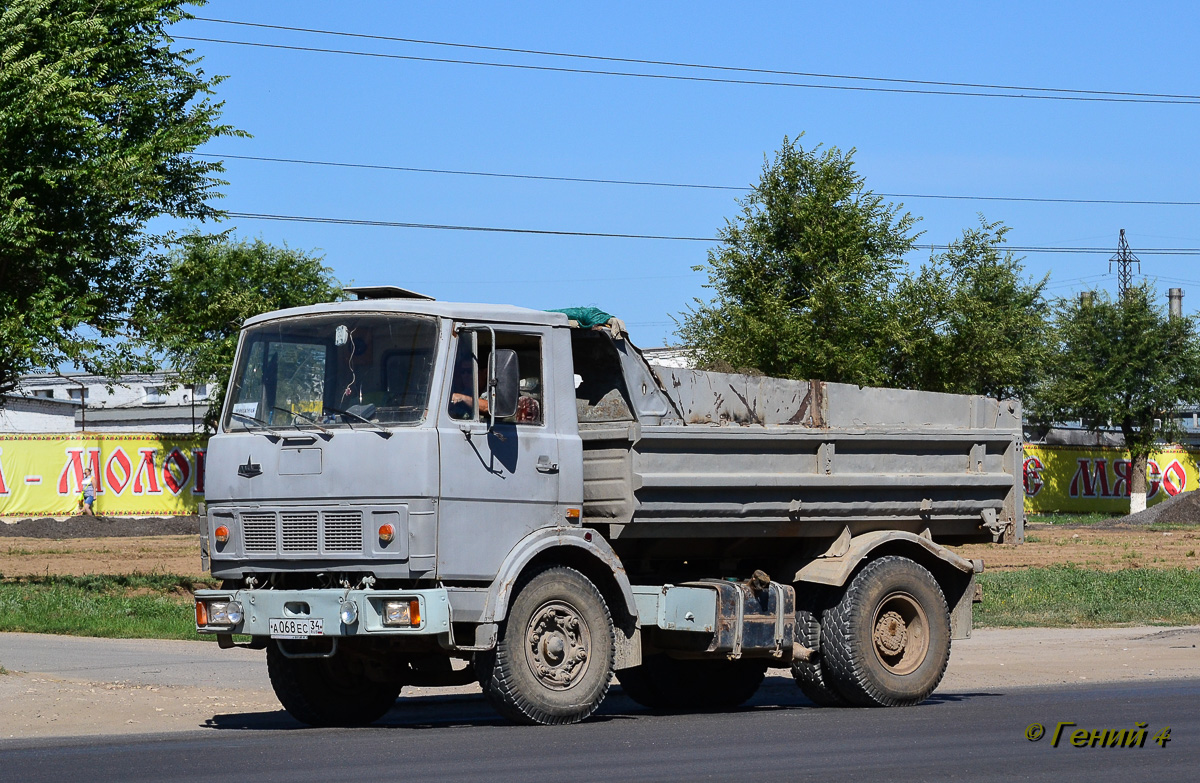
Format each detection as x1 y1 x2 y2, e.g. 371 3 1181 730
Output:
383 599 421 627
204 600 243 626
339 600 359 625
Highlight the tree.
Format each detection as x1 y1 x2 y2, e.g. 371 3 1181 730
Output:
137 235 343 429
1032 284 1200 513
889 218 1049 401
0 0 241 397
678 135 918 385
679 138 1049 400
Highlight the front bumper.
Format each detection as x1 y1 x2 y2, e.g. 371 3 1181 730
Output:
194 587 451 637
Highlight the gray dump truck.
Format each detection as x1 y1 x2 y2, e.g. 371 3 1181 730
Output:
194 288 1022 726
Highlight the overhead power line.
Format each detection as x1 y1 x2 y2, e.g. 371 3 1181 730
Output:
199 152 1200 207
200 153 744 191
174 35 1200 106
190 17 1200 105
222 211 1200 254
223 211 712 241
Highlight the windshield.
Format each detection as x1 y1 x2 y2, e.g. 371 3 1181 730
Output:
224 314 438 431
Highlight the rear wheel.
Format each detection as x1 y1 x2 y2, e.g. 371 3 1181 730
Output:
476 566 615 725
791 591 848 707
617 655 767 711
266 643 401 727
821 556 951 707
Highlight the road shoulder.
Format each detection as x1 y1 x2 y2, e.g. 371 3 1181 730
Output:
2 624 1199 741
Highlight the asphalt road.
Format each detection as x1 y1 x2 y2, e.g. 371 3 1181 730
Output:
0 632 269 689
3 678 1197 783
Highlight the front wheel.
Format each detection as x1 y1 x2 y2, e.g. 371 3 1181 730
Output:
820 556 951 707
476 566 615 725
266 643 401 727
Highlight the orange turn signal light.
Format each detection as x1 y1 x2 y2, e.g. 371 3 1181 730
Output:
214 525 230 544
378 523 396 543
566 508 581 520
195 601 209 627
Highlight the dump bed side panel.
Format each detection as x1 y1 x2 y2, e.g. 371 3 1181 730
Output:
577 363 1022 544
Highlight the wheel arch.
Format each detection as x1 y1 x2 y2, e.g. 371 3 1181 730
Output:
794 530 979 639
481 527 638 630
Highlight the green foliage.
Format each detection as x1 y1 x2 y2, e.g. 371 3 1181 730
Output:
975 566 1200 627
678 136 918 385
0 0 242 394
679 137 1048 399
137 235 343 428
890 218 1050 400
1031 284 1200 467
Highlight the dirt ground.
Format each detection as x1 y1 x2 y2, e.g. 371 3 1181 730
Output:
0 534 206 578
5 524 1200 578
954 524 1200 571
0 516 200 539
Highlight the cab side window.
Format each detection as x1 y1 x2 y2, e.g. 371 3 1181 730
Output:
447 330 543 425
498 332 543 426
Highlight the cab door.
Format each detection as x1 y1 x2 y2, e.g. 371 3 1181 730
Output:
436 325 562 580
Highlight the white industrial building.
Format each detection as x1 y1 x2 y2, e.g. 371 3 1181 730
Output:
0 372 212 433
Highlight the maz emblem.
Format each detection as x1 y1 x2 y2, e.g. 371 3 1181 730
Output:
238 456 262 478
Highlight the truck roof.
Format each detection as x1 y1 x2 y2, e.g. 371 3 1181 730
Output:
242 299 572 329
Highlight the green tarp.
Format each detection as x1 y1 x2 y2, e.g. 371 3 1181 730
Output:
547 307 616 328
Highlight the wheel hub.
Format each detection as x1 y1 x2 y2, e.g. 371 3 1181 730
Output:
873 610 908 656
870 591 929 676
525 601 591 691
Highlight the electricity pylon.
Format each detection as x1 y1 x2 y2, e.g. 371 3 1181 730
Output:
1108 228 1141 300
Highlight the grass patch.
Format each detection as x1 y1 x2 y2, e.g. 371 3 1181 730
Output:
6 567 1200 640
0 574 214 640
976 566 1200 628
1028 512 1123 526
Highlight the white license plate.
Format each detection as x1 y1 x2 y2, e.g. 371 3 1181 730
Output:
269 617 324 638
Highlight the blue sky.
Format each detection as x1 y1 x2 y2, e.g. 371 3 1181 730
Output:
173 1 1200 346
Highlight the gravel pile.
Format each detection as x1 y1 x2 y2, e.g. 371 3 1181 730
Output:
1101 490 1200 527
0 516 201 539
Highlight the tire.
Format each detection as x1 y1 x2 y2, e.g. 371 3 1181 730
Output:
791 592 849 707
821 556 951 707
476 566 615 725
617 655 767 711
266 643 401 727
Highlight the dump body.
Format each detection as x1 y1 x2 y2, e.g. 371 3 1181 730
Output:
584 364 1022 541
567 329 1021 589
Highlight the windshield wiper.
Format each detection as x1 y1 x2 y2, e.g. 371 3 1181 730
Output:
229 411 284 439
270 406 333 436
325 404 392 438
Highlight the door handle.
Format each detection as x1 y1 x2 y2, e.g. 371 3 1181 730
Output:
536 455 559 473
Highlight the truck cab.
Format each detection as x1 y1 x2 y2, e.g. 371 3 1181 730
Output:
204 295 581 588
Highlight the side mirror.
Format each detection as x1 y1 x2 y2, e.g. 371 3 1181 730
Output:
489 349 520 421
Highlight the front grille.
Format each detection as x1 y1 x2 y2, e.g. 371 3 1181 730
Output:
238 508 368 556
280 511 319 552
242 512 277 552
323 510 363 552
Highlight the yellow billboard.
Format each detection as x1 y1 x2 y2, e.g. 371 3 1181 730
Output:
0 434 206 517
3 436 1195 518
1024 444 1199 514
